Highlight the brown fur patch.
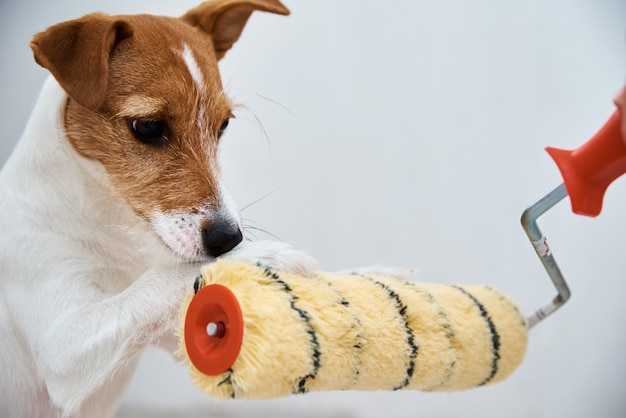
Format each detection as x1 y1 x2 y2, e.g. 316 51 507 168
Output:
63 14 233 220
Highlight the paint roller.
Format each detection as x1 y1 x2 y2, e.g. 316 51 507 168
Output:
179 108 626 400
181 261 528 399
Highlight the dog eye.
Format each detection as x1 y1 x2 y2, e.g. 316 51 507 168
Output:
129 119 167 145
217 119 229 139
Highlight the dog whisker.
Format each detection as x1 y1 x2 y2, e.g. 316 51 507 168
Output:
244 229 259 241
240 188 280 212
243 224 284 242
250 110 274 154
229 90 296 119
254 92 298 119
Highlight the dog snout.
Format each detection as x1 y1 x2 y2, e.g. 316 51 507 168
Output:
201 221 243 258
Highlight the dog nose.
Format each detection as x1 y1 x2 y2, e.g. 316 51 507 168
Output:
201 222 243 258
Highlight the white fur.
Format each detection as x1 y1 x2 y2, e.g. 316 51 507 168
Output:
180 43 209 137
150 186 240 261
181 43 205 96
0 76 318 418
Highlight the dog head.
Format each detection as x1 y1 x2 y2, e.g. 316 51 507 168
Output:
29 0 289 261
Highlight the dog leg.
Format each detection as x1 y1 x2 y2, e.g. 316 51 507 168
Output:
35 262 201 417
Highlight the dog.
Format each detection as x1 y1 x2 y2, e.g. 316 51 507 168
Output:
0 1 318 416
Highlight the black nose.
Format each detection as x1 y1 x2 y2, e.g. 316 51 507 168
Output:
201 223 243 258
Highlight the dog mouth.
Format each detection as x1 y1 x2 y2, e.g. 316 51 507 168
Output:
151 210 243 261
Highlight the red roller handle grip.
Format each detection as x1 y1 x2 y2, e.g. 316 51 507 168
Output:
545 109 626 217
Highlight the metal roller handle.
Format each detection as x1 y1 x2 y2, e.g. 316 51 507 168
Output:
522 109 625 329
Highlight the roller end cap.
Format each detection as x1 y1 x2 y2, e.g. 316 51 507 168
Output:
184 284 244 375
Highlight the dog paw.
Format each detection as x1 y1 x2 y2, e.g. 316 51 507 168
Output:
225 240 319 276
137 262 203 337
335 265 420 282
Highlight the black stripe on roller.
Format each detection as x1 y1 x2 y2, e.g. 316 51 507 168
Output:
402 282 457 391
260 265 321 394
216 369 236 399
485 286 528 328
452 286 501 386
216 372 231 388
336 295 364 385
363 276 418 390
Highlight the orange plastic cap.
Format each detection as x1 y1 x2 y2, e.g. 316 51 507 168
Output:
184 284 244 376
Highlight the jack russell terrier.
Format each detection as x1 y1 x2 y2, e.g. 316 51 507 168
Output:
0 1 318 416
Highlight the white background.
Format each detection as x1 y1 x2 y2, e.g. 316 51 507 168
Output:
1 1 626 417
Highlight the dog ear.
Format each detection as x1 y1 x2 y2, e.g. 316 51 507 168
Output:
181 0 289 61
30 14 133 110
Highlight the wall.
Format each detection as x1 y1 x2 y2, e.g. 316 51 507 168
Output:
1 1 625 417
